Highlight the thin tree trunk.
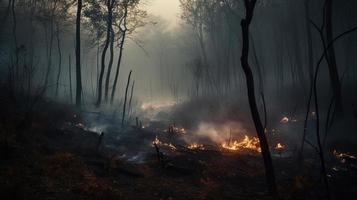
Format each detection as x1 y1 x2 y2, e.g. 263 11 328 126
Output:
55 22 62 98
43 17 54 94
69 54 73 104
111 2 128 104
105 28 115 102
96 0 114 107
11 0 18 91
122 70 132 127
240 0 277 196
128 80 135 116
325 0 342 114
299 0 314 163
75 0 83 107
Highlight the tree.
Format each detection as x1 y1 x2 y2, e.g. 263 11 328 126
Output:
75 0 83 107
238 0 277 195
325 0 343 114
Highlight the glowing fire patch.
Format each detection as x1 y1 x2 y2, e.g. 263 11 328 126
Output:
275 143 285 150
221 135 261 152
187 143 205 150
280 117 289 124
152 136 176 150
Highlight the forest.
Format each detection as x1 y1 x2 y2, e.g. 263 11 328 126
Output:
0 0 357 199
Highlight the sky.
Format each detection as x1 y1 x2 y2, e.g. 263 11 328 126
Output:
145 0 182 29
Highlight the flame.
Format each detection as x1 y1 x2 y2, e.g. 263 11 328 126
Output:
152 136 176 150
187 143 205 150
152 135 161 145
221 135 261 152
275 143 285 150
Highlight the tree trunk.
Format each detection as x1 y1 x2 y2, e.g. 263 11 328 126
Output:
111 2 128 104
69 54 73 104
299 0 314 163
105 28 115 102
128 80 135 116
122 70 132 127
55 22 62 98
96 0 114 107
240 0 277 196
325 0 342 114
75 0 83 107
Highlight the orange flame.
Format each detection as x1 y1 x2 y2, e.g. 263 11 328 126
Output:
187 143 205 150
221 135 261 152
275 143 285 150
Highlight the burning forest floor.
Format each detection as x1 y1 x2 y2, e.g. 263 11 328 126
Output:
1 97 357 199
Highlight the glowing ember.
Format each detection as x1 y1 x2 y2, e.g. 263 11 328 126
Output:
280 117 289 123
275 143 285 150
152 136 177 150
221 135 261 152
333 150 356 159
187 143 205 150
152 135 161 145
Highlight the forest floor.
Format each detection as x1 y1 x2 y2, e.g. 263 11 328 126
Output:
0 94 357 200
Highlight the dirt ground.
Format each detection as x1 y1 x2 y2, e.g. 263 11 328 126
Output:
0 98 356 200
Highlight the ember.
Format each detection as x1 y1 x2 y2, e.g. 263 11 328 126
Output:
275 143 285 150
333 150 356 160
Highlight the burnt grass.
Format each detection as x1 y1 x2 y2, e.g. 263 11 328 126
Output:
0 96 357 200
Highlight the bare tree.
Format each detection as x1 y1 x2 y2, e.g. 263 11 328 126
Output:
75 0 83 107
239 0 277 196
96 0 115 107
122 70 132 127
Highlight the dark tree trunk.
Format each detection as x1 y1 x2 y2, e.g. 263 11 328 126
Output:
69 54 73 104
55 22 62 98
325 0 342 114
240 0 277 196
111 2 128 104
105 28 115 102
75 0 83 107
122 70 132 127
299 0 314 163
43 16 54 94
128 80 135 116
96 0 114 107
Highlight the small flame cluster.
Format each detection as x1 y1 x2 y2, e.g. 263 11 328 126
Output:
187 143 205 150
275 143 285 150
152 136 176 150
221 135 262 152
221 135 285 153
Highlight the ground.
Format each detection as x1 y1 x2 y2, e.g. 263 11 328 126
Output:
0 96 356 200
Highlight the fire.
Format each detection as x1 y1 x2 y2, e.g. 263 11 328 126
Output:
187 143 205 150
152 136 176 150
221 135 261 152
152 135 161 145
275 143 285 150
